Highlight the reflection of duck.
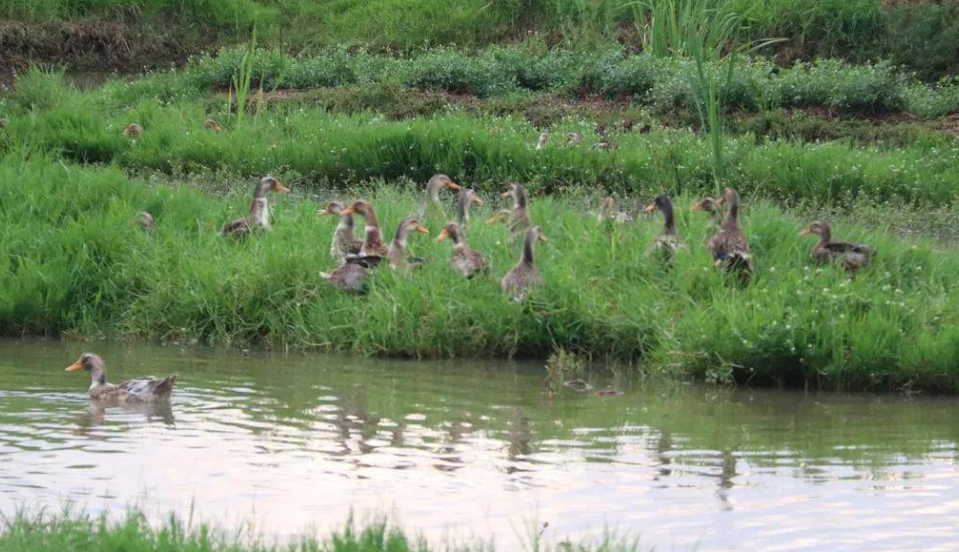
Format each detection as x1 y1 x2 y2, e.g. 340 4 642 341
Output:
66 353 176 401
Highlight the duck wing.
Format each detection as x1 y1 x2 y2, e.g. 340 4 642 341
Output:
220 218 250 238
321 263 369 292
824 241 869 255
119 374 177 400
345 255 384 269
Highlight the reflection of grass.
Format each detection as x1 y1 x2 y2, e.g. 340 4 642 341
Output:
0 508 644 552
3 152 959 392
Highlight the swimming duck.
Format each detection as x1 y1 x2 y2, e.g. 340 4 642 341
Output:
341 200 389 258
645 195 684 256
203 118 223 131
436 222 490 278
66 353 176 402
317 200 363 260
456 189 484 227
220 176 289 238
800 220 871 273
598 196 631 223
387 218 430 270
501 226 548 301
133 211 155 236
535 130 550 150
494 182 532 244
708 188 754 280
123 123 143 137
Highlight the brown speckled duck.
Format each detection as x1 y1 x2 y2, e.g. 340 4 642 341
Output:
123 123 143 137
203 118 223 131
645 195 684 256
341 200 390 258
456 188 484 227
133 211 155 236
800 220 871 273
220 176 289 238
318 201 363 261
707 188 754 280
436 222 489 278
387 218 429 270
501 226 547 301
66 353 176 402
492 182 531 243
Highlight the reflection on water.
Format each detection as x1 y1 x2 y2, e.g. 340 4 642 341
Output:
1 339 958 551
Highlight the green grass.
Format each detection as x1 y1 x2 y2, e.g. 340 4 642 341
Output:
0 508 639 552
3 152 959 392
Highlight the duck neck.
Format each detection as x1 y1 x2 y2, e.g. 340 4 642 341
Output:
456 194 470 224
391 224 410 254
89 367 107 389
428 181 442 204
817 225 832 246
450 227 466 248
722 196 740 230
521 233 536 266
661 202 677 235
336 213 355 238
513 187 527 209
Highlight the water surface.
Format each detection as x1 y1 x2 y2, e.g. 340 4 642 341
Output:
1 339 957 551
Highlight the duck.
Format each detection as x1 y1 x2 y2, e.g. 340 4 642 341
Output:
66 353 176 402
203 118 223 131
436 222 490 278
0 117 9 129
320 262 370 293
645 195 684 256
133 211 155 237
707 187 754 280
565 131 582 145
501 226 548 301
123 123 143 137
386 218 430 270
535 130 550 150
598 196 631 223
425 174 461 211
691 196 724 232
494 182 532 244
220 176 290 238
456 188 484 227
317 200 363 261
800 220 871 273
340 200 389 258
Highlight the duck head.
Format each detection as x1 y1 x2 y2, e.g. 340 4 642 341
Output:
66 353 107 386
501 183 527 208
800 220 832 241
317 200 347 217
255 176 289 197
457 189 484 222
427 174 461 202
436 222 466 245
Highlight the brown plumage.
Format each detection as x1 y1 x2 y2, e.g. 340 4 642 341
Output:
341 200 389 257
318 200 363 260
123 123 143 137
387 218 430 270
203 118 223 131
66 353 176 402
456 188 484 227
800 220 871 273
644 195 684 256
501 226 547 301
436 222 489 278
707 188 754 280
320 262 370 293
493 182 531 244
220 176 290 238
133 211 155 236
691 196 723 232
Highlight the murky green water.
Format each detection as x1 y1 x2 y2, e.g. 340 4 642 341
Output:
1 339 958 551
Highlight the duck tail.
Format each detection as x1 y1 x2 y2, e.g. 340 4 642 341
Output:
319 271 333 280
153 374 177 396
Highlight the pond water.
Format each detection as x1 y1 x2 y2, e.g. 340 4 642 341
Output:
1 339 958 551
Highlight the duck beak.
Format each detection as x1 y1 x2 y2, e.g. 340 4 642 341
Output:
644 203 656 213
472 196 484 206
340 206 356 215
65 360 83 372
435 228 449 242
274 182 290 193
500 190 512 199
799 227 813 236
415 224 429 234
447 182 462 191
691 202 704 212
317 208 331 216
717 195 726 206
538 234 549 243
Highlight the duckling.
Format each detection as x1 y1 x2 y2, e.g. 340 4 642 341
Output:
501 226 548 301
317 200 363 261
598 196 631 223
220 176 290 238
456 188 484 227
495 182 532 244
203 118 223 131
709 188 754 280
436 222 489 278
535 130 550 150
66 353 176 402
123 123 143 137
800 220 871 273
387 218 430 270
133 211 155 237
645 195 684 256
341 200 389 258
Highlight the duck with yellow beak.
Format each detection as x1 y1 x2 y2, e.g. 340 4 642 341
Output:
220 176 290 238
66 353 176 401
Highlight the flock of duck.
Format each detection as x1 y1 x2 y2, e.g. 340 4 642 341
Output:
67 169 871 402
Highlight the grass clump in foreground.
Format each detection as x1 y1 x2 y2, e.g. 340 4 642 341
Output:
3 154 959 393
0 508 641 552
